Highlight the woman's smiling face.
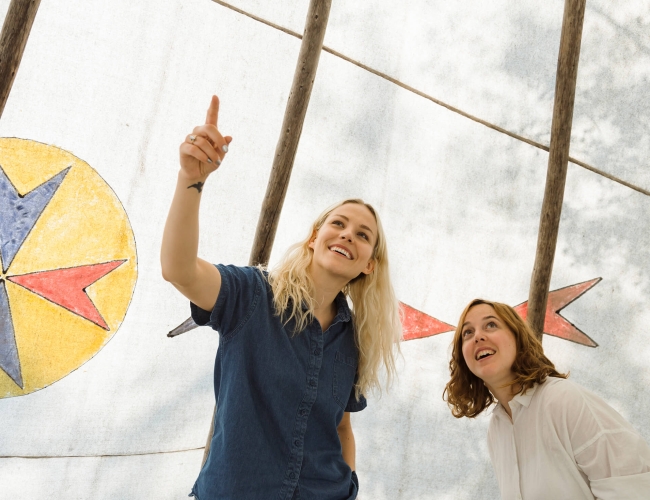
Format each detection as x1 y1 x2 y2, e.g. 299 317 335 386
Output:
308 202 377 282
460 303 517 391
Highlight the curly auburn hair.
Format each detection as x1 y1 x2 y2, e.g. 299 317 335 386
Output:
443 299 567 418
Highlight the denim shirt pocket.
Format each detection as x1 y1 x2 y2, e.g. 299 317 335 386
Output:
333 351 358 410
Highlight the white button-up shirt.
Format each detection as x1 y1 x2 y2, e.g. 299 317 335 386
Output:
488 377 650 499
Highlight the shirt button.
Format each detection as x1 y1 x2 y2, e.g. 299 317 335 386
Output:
294 440 301 447
290 472 297 479
309 379 317 387
300 408 308 416
313 348 322 356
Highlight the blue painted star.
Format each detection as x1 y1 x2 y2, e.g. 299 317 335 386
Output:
0 282 21 388
0 166 70 272
0 165 70 388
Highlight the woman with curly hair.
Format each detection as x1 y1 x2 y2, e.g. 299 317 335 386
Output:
444 298 650 500
161 95 401 500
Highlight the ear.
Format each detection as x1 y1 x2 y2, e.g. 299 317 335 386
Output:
308 229 318 250
361 258 375 275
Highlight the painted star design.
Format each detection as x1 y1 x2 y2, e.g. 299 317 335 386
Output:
0 166 124 389
401 278 601 347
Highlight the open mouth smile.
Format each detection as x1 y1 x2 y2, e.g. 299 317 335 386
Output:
475 348 495 361
329 245 353 260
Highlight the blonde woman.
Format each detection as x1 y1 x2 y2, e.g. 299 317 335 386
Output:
444 299 650 500
161 96 401 500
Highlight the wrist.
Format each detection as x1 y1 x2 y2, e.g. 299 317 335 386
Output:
177 171 208 194
177 170 208 184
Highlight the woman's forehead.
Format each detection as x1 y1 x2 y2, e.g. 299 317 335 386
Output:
464 303 498 323
329 203 376 225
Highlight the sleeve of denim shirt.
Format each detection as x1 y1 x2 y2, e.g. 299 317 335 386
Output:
190 264 263 336
344 374 367 412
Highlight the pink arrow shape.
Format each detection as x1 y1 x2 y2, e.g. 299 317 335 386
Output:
401 278 601 347
8 260 126 330
401 302 454 341
514 278 601 347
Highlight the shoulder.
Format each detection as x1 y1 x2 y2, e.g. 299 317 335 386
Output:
216 264 268 292
538 377 633 435
533 377 591 421
217 264 266 280
534 376 581 405
537 377 614 412
540 375 575 393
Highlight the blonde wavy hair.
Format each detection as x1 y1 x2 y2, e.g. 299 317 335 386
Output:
444 299 567 418
266 199 401 398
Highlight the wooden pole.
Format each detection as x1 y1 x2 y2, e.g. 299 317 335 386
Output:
249 0 332 266
0 0 41 119
199 0 333 466
527 0 586 340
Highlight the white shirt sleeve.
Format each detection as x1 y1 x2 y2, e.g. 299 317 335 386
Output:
557 382 650 499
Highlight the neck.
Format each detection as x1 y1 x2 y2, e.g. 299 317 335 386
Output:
308 263 348 331
487 381 520 419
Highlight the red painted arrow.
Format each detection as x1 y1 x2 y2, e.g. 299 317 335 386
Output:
8 260 126 330
514 278 601 347
401 302 454 341
401 278 601 347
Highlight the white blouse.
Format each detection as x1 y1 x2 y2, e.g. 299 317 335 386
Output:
488 377 650 500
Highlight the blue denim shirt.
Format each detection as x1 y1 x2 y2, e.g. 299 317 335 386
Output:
189 265 366 500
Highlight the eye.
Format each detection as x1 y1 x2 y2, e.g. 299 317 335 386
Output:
357 231 369 241
332 220 344 227
486 321 497 329
462 329 473 339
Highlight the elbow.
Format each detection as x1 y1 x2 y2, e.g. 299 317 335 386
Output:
160 258 196 289
161 267 189 288
160 261 185 286
161 267 175 284
160 258 176 283
337 422 353 436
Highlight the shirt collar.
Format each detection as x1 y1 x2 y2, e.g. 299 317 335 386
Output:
333 292 352 323
511 384 538 408
491 383 539 416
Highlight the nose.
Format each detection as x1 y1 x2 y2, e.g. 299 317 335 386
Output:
474 333 485 343
339 231 352 242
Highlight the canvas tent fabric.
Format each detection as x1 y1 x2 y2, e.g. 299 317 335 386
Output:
0 0 649 498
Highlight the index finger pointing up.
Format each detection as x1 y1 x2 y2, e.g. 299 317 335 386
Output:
205 95 220 126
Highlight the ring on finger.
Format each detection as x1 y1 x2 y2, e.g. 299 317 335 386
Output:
189 135 197 143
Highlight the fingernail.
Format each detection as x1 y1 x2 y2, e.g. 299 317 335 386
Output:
222 144 229 153
207 158 212 164
216 159 222 166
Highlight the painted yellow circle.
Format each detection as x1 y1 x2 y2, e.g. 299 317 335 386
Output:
0 138 137 397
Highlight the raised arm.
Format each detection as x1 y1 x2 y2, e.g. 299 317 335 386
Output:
161 95 232 311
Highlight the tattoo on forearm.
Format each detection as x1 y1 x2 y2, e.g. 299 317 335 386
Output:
187 181 204 193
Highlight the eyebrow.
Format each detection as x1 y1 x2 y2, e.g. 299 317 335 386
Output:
461 315 499 328
333 214 375 235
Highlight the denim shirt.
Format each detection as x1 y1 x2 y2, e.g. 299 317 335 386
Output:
189 265 366 500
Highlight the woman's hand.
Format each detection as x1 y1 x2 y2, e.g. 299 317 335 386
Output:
179 95 233 181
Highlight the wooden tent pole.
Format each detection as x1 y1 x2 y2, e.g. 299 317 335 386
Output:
527 0 586 340
200 0 333 466
0 0 41 119
248 0 332 266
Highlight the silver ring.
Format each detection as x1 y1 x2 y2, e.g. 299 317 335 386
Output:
189 135 197 143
